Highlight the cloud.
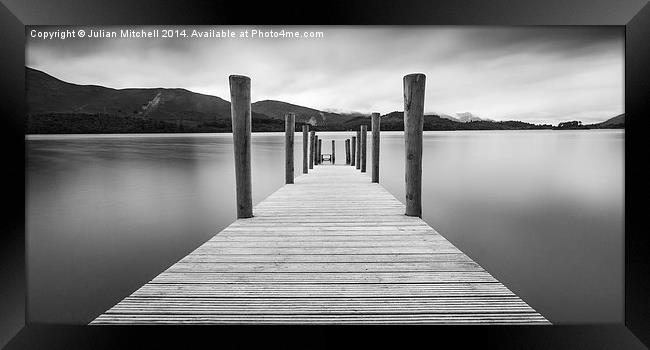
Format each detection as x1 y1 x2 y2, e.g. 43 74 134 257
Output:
26 25 623 124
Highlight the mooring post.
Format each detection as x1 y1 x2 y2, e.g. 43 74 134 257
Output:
355 129 361 170
285 113 295 184
345 139 351 164
302 125 309 174
229 75 253 219
309 131 315 169
351 136 356 166
314 135 318 165
360 125 367 173
371 113 380 183
404 73 425 217
318 139 322 164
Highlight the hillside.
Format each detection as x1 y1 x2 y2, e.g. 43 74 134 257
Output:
27 67 234 122
252 100 357 126
593 113 625 128
26 67 287 133
350 112 552 131
25 67 622 134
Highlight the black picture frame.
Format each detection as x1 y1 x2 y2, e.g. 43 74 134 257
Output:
1 0 648 348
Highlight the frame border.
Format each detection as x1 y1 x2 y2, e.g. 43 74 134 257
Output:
1 0 648 348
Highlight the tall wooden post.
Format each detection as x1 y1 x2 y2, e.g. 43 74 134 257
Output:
285 113 295 184
302 125 309 174
331 140 336 164
318 139 322 164
360 125 367 173
229 75 253 219
351 136 356 166
404 73 425 217
309 131 315 169
355 130 361 170
314 135 319 165
345 139 350 165
371 113 380 183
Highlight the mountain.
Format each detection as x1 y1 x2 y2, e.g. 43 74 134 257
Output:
438 113 460 122
372 111 551 131
26 67 601 134
27 67 232 122
27 67 361 133
563 114 625 130
26 67 285 133
251 100 357 127
454 112 493 123
592 113 625 128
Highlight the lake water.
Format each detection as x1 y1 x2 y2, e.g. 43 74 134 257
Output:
26 130 624 324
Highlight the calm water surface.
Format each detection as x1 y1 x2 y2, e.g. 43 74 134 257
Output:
26 130 623 324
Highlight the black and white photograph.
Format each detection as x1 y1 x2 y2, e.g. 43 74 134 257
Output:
24 25 623 325
2 0 650 347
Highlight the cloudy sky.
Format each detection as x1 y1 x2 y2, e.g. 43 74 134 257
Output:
26 26 623 124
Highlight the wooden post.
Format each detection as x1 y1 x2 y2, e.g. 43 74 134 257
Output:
371 113 380 183
318 139 322 164
351 136 356 166
314 135 318 165
404 73 425 217
229 75 253 219
302 125 309 174
285 113 295 184
360 125 367 173
331 140 335 164
355 130 361 170
345 139 350 164
309 130 315 169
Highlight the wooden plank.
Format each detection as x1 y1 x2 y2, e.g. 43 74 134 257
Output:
178 254 473 263
166 261 484 273
92 165 549 325
92 314 548 325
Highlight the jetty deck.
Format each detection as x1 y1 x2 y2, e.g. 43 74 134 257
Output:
91 165 549 324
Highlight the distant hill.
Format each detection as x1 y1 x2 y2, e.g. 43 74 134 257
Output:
25 67 621 134
591 113 625 129
26 67 287 133
25 67 353 133
252 100 356 127
555 114 625 130
454 112 494 123
354 111 551 131
27 67 233 122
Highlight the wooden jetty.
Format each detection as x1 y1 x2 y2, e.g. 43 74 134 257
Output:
91 73 549 325
92 165 548 324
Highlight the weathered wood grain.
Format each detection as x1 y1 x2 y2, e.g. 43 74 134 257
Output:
229 75 253 218
345 139 350 165
404 73 425 218
314 135 320 165
302 125 309 174
285 113 295 184
355 129 361 170
309 130 315 169
371 112 380 183
350 136 356 167
360 124 367 173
